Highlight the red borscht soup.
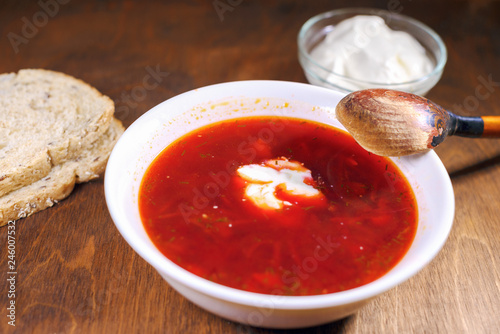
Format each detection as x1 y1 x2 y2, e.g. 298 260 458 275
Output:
139 116 417 296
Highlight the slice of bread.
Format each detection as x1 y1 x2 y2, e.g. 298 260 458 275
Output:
0 69 114 197
0 118 124 225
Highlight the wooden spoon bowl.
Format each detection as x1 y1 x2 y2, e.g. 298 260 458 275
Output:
335 89 500 156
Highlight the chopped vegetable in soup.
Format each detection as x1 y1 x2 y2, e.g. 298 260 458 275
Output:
139 116 417 296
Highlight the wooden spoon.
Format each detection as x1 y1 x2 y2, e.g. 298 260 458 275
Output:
335 89 500 156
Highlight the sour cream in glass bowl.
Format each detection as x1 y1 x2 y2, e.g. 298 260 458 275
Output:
298 8 447 96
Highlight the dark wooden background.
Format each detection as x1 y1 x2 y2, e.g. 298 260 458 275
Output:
1 0 499 333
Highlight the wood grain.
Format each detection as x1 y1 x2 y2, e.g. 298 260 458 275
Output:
1 0 499 333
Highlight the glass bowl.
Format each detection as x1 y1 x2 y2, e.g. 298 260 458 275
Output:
298 8 447 96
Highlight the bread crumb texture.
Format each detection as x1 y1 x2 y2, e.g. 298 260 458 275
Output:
0 69 124 225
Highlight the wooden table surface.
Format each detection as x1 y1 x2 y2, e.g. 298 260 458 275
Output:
1 0 499 333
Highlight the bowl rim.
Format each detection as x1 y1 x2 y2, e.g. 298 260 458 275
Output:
297 7 448 87
105 80 455 311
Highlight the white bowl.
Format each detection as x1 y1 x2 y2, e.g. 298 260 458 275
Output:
104 80 454 329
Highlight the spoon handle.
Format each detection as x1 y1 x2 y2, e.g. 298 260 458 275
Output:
482 116 500 137
451 115 500 138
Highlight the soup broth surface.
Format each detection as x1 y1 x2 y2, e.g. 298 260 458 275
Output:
139 115 418 296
